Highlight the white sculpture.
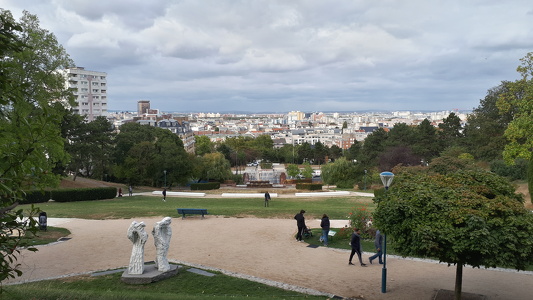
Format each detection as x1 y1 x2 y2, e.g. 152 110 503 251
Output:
152 217 172 272
127 221 148 275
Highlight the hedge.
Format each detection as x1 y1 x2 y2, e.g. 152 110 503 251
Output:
190 182 220 190
20 190 52 205
295 183 323 190
50 187 117 202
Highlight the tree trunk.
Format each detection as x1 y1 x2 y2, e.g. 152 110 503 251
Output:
455 263 463 300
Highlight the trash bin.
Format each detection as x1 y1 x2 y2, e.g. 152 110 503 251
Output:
38 212 47 231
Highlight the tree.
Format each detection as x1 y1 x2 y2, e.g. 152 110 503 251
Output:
198 152 232 182
320 157 358 188
360 128 388 166
463 82 515 161
374 167 533 300
312 141 328 165
497 52 533 200
285 164 300 178
194 135 214 156
413 119 440 161
438 112 464 147
301 162 314 178
378 145 421 171
1 10 73 282
329 145 343 160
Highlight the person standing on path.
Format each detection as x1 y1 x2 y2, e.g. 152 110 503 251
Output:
294 210 306 242
369 229 383 264
320 214 330 246
264 191 271 207
162 188 167 202
349 228 367 266
128 185 133 196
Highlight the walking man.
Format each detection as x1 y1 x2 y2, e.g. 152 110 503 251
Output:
294 210 306 242
369 229 383 264
162 188 167 202
349 228 367 266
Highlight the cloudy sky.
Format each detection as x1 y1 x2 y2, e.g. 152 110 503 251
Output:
3 1 533 113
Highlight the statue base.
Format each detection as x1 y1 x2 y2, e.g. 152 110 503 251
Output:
121 263 179 284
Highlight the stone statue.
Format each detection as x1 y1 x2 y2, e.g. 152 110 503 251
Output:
127 221 148 275
152 217 172 272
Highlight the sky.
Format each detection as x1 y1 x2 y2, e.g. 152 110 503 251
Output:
2 1 533 113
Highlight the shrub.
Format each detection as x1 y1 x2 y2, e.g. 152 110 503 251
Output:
348 205 373 238
491 159 528 180
190 182 220 190
21 190 51 204
295 183 323 190
52 187 117 202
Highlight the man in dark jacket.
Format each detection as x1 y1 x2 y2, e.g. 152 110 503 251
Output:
320 214 330 246
369 229 383 264
349 228 367 266
294 210 306 242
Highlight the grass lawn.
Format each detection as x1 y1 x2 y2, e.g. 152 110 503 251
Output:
26 195 375 220
4 266 329 300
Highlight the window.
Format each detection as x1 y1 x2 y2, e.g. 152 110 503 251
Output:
92 89 99 93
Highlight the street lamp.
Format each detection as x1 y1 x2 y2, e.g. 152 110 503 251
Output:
379 171 394 294
163 170 167 188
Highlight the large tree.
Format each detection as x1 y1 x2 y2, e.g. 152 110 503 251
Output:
497 52 533 199
0 10 73 282
374 167 533 300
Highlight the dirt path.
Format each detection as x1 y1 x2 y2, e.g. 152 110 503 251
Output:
7 216 533 300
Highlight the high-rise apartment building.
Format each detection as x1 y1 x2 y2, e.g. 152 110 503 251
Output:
137 100 150 115
63 67 107 121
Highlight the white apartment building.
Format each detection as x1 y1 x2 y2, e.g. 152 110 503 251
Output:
63 67 108 121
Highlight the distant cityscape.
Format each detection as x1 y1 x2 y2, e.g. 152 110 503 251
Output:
64 66 470 154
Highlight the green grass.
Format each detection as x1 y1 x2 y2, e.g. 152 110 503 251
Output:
26 195 374 220
3 267 328 300
23 226 72 246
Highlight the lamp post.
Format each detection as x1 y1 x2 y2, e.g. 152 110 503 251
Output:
379 171 394 294
163 170 167 188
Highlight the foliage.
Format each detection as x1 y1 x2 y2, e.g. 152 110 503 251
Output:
373 167 533 298
438 112 464 146
301 162 314 178
285 164 300 178
320 157 358 188
190 182 220 190
198 152 232 182
0 10 73 283
347 205 373 238
194 135 214 156
295 183 323 190
378 145 421 172
498 52 533 164
490 159 528 181
113 123 192 186
51 187 117 202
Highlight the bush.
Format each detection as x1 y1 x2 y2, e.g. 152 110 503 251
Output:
295 183 323 190
348 204 373 239
190 182 220 190
491 159 528 180
21 190 52 204
52 187 117 202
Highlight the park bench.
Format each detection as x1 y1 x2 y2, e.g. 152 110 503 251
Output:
177 208 208 219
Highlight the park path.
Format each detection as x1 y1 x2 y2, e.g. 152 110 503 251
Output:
6 216 533 300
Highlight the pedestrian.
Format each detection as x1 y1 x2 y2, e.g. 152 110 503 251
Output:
349 228 367 266
320 214 330 246
264 191 271 207
294 210 306 242
162 188 166 202
118 188 123 197
369 229 384 264
128 185 133 196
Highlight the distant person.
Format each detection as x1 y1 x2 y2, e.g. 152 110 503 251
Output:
264 191 271 207
320 214 330 246
294 210 306 242
118 188 123 197
162 188 166 202
349 228 367 266
128 185 133 196
369 229 383 264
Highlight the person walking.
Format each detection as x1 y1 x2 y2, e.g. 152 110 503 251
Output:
264 191 271 207
294 210 306 242
369 229 383 264
320 214 330 246
128 185 133 196
349 228 367 266
162 188 167 202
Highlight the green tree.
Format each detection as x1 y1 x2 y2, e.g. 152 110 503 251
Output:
497 52 533 200
301 162 313 178
360 128 388 167
320 157 358 188
312 141 328 165
328 145 343 160
438 112 464 147
285 164 300 178
374 168 533 300
413 119 440 161
463 82 514 161
0 10 73 282
297 142 313 164
198 152 232 182
194 135 214 156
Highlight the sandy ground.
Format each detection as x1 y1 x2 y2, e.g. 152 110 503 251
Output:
6 213 533 300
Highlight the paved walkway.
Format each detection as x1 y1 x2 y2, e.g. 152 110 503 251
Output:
7 217 533 300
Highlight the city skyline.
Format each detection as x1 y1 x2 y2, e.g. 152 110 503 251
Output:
3 1 533 113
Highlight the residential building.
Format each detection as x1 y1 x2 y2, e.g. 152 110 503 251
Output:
63 67 107 121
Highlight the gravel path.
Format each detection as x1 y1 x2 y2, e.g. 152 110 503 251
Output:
6 215 533 300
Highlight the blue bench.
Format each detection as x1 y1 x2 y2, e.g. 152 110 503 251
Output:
177 208 208 219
